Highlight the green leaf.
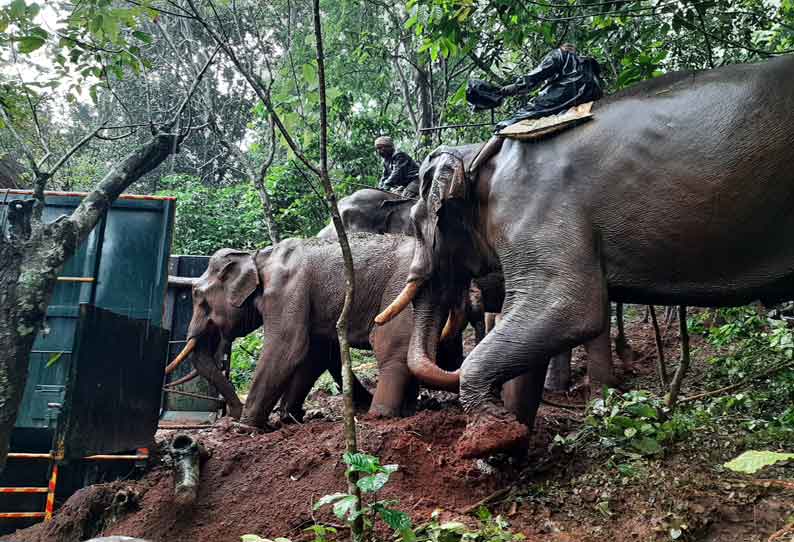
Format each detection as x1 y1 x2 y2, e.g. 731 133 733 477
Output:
724 450 794 474
625 403 658 419
240 536 270 542
18 36 46 53
357 472 390 493
378 507 412 531
132 30 152 43
343 452 379 474
630 437 662 456
302 63 318 86
313 492 349 509
46 352 63 368
332 495 358 520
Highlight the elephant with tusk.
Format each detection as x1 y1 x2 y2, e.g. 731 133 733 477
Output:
168 233 465 428
380 55 794 459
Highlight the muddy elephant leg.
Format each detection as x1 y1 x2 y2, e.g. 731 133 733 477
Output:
193 349 243 419
457 232 608 458
614 302 638 364
369 323 414 418
543 350 572 392
277 339 332 424
324 345 373 412
241 329 310 428
584 328 617 392
501 371 546 426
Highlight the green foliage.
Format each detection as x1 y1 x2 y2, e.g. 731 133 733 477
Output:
240 536 291 542
314 452 414 541
231 332 263 392
157 175 272 255
414 508 525 542
689 307 794 447
557 389 691 459
1 1 157 102
724 450 794 474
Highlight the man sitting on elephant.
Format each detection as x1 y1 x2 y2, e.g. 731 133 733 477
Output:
375 136 420 198
494 43 603 132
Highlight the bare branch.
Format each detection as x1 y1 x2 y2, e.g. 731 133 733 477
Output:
185 0 322 177
48 122 108 178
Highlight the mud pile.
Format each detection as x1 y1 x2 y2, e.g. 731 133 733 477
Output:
90 408 522 541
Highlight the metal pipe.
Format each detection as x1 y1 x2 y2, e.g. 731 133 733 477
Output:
57 277 95 283
168 275 198 288
170 433 203 507
44 464 57 521
0 512 46 519
6 453 53 459
162 388 223 403
82 454 149 461
419 121 494 133
0 487 48 493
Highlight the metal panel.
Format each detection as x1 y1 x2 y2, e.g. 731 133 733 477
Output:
163 256 222 413
1 191 175 434
57 305 168 459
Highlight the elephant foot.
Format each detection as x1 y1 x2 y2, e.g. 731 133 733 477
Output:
227 401 243 420
366 403 401 419
456 404 529 459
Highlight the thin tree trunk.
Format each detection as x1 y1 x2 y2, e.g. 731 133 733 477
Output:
312 1 361 538
666 306 690 409
649 305 668 389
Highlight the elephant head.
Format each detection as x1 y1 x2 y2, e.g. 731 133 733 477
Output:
166 248 265 376
376 144 492 390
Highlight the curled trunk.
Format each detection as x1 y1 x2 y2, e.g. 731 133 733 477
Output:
407 286 459 391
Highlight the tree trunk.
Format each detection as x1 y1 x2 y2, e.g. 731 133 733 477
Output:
312 1 361 538
415 61 433 151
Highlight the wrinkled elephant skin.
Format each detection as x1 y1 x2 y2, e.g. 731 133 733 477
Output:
316 189 413 239
227 234 462 427
401 56 794 458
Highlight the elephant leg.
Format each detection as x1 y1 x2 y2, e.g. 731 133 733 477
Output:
241 330 310 428
193 350 243 420
324 345 373 412
614 302 638 365
484 312 500 334
544 350 572 392
457 231 608 458
501 371 545 426
369 325 414 418
473 320 486 344
584 328 617 392
277 340 331 424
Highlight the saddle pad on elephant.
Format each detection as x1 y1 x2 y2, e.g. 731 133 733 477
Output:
498 102 594 140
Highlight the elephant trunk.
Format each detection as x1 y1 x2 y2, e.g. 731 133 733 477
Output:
407 288 460 392
165 338 197 375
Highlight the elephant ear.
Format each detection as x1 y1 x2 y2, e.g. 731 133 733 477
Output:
220 252 260 308
427 149 470 219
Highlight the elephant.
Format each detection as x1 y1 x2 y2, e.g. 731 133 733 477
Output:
317 188 618 395
316 188 413 239
376 55 794 458
167 233 464 428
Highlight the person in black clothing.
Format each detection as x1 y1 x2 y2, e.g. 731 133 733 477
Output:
495 43 603 132
375 136 420 198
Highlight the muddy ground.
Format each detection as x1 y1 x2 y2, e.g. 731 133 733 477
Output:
9 309 794 542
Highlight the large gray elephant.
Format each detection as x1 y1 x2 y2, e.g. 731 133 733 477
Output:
316 188 413 239
168 233 463 427
377 55 794 458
